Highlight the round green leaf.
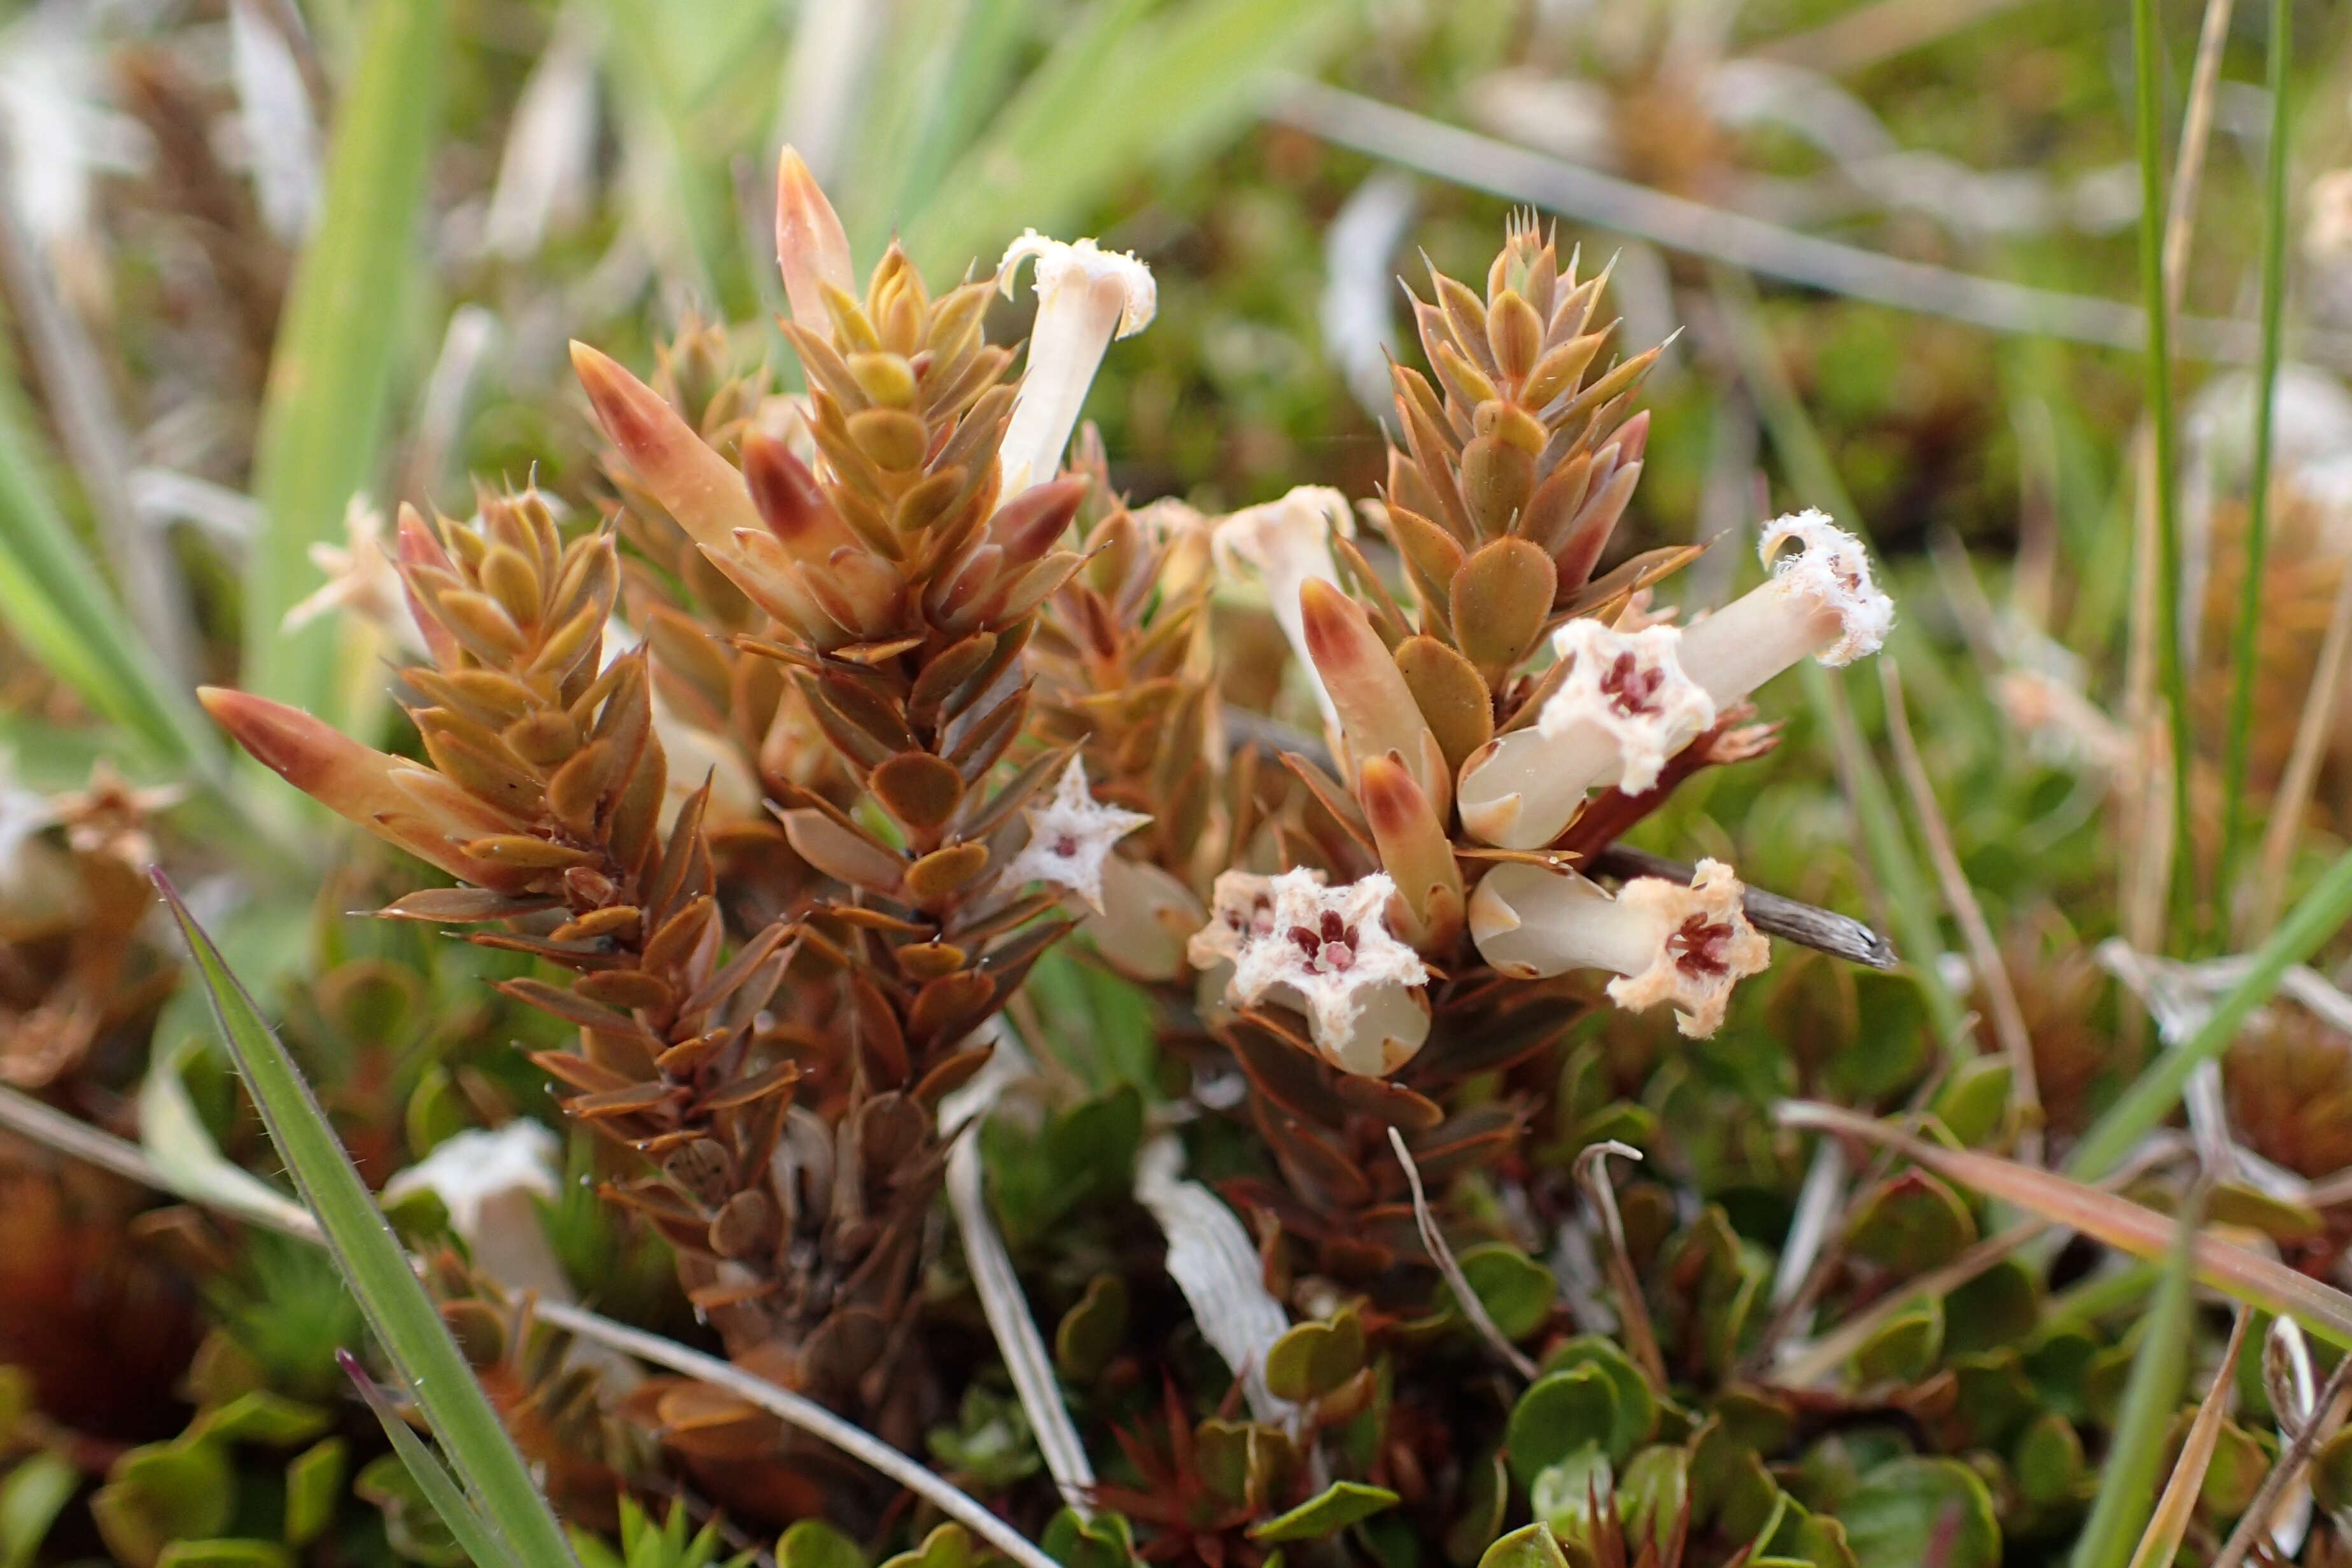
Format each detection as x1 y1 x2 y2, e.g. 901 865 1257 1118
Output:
1852 1298 1942 1385
190 1390 333 1448
1508 1367 1620 1487
780 1520 868 1568
1530 1447 1613 1537
1475 1522 1569 1568
1265 1310 1367 1403
2010 1414 2083 1508
1452 1245 1557 1343
1847 1172 1977 1275
1539 1337 1657 1461
1836 1457 1999 1568
282 1438 347 1548
1054 1275 1128 1383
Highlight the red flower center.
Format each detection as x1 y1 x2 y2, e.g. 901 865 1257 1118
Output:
1288 909 1359 974
1670 914 1736 976
1599 650 1666 717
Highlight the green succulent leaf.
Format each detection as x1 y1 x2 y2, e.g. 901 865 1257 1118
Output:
0 1452 78 1568
188 1389 333 1448
1509 1366 1620 1487
1847 1170 1978 1274
779 1521 867 1568
1054 1273 1130 1383
1473 1522 1569 1568
1539 1336 1658 1461
282 1439 347 1549
1450 1245 1557 1343
1040 1508 1135 1568
1837 1458 1999 1568
1266 1308 1368 1403
1247 1481 1401 1543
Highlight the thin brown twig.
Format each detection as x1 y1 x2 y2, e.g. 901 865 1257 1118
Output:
2211 1352 2352 1568
2128 1306 2250 1568
1772 1133 2192 1387
1880 659 2044 1163
1572 1140 1667 1389
1389 1127 1537 1380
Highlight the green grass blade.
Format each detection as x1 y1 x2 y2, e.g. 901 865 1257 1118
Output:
2068 844 2352 1181
906 0 1354 275
592 0 759 307
155 872 580 1568
2130 0 2194 947
2068 1186 2199 1568
243 0 445 720
854 0 1031 260
2218 0 2293 923
1709 267 1970 1054
342 1351 526 1568
0 349 218 775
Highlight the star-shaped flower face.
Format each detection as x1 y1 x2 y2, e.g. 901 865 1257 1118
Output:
1605 858 1771 1038
1205 867 1432 1074
998 759 1152 913
1759 509 1893 667
1537 619 1717 794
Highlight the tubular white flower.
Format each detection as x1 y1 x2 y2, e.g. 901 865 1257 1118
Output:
382 1121 570 1298
1469 858 1769 1037
1191 867 1431 1076
1210 486 1355 736
1678 510 1893 705
997 232 1156 493
1457 619 1714 850
998 759 1152 913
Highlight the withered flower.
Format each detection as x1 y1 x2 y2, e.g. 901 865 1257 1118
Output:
281 496 425 652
